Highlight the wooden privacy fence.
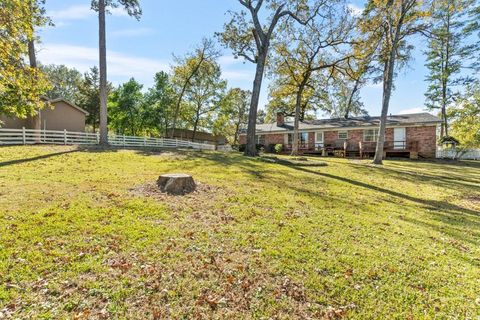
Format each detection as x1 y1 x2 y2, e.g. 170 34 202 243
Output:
0 128 216 151
436 148 480 160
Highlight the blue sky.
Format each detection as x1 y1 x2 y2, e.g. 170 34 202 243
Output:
38 0 431 116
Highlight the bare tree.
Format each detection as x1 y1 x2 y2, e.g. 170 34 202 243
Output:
271 3 357 155
170 39 219 138
218 0 319 157
358 0 429 164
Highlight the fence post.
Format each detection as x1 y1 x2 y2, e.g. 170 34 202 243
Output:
64 129 67 145
96 133 99 144
144 137 146 147
21 127 26 145
123 135 126 147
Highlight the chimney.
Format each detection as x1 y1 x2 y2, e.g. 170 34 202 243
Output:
276 112 285 127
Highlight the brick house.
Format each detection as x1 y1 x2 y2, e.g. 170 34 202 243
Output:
239 113 442 158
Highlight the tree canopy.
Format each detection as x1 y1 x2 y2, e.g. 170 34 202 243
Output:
0 0 51 119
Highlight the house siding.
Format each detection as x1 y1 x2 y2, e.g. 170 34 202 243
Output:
239 125 438 158
0 101 87 132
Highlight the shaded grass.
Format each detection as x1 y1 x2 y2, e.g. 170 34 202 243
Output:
0 145 479 319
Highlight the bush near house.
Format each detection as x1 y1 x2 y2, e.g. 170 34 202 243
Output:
0 146 479 319
274 143 283 153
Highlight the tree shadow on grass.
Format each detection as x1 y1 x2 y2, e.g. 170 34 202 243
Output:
275 163 480 216
0 149 80 168
133 149 271 179
344 160 480 192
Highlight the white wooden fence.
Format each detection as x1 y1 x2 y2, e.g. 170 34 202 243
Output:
436 148 480 160
0 128 216 151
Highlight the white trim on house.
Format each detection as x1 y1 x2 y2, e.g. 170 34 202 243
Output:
363 128 380 142
338 130 348 140
250 124 438 135
393 127 406 149
315 131 324 147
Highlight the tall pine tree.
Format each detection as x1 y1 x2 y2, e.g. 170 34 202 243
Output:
424 0 475 138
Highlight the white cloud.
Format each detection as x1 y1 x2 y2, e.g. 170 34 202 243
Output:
49 4 131 24
37 43 168 86
218 55 242 66
49 5 93 21
347 4 364 17
398 107 426 115
109 7 130 17
365 82 383 89
36 43 255 89
218 55 254 81
222 70 255 81
111 28 154 37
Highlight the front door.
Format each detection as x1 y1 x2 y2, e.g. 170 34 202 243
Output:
315 132 324 150
394 127 406 149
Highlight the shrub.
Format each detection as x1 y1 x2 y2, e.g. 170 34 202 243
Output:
274 144 283 153
238 144 263 152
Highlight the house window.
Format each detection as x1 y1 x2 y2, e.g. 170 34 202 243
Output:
256 135 265 145
338 130 348 140
287 132 308 145
364 129 379 142
315 132 324 147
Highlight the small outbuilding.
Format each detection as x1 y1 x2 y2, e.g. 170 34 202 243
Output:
0 98 89 132
168 128 227 146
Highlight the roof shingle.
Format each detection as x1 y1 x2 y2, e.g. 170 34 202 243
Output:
253 113 441 133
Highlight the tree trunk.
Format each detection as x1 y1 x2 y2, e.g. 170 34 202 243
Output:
345 79 360 118
171 55 206 138
98 0 108 146
28 35 41 133
233 119 241 145
442 9 451 138
28 0 37 70
157 174 196 195
28 40 37 69
192 106 201 142
171 85 188 139
373 54 396 165
442 108 449 137
245 53 267 157
291 85 304 156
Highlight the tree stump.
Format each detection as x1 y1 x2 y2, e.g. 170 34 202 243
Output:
157 173 196 195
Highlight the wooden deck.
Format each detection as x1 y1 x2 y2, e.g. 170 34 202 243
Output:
283 140 419 159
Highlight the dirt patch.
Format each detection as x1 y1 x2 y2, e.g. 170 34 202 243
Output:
464 195 480 203
129 182 239 227
130 181 220 202
462 195 480 211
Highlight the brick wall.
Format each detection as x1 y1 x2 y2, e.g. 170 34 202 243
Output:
238 133 285 145
407 126 437 158
239 125 437 158
265 134 285 145
308 132 315 146
239 134 246 144
324 131 338 145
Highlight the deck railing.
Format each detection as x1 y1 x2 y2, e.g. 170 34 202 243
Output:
0 128 216 151
282 140 415 153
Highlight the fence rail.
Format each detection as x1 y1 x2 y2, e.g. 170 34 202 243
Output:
436 148 480 160
0 128 216 151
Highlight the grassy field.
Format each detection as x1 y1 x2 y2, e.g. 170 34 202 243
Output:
0 146 479 319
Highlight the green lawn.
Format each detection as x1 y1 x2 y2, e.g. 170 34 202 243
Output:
0 146 479 319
